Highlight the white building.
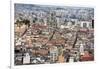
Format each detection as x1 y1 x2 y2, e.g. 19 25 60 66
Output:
50 46 58 62
23 53 30 64
79 43 84 55
69 57 74 62
79 21 92 29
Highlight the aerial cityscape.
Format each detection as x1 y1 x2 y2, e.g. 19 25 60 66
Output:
14 3 94 65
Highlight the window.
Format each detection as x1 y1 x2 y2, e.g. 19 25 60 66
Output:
83 23 87 28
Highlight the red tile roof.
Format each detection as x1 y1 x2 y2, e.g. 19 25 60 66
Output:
32 24 47 29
